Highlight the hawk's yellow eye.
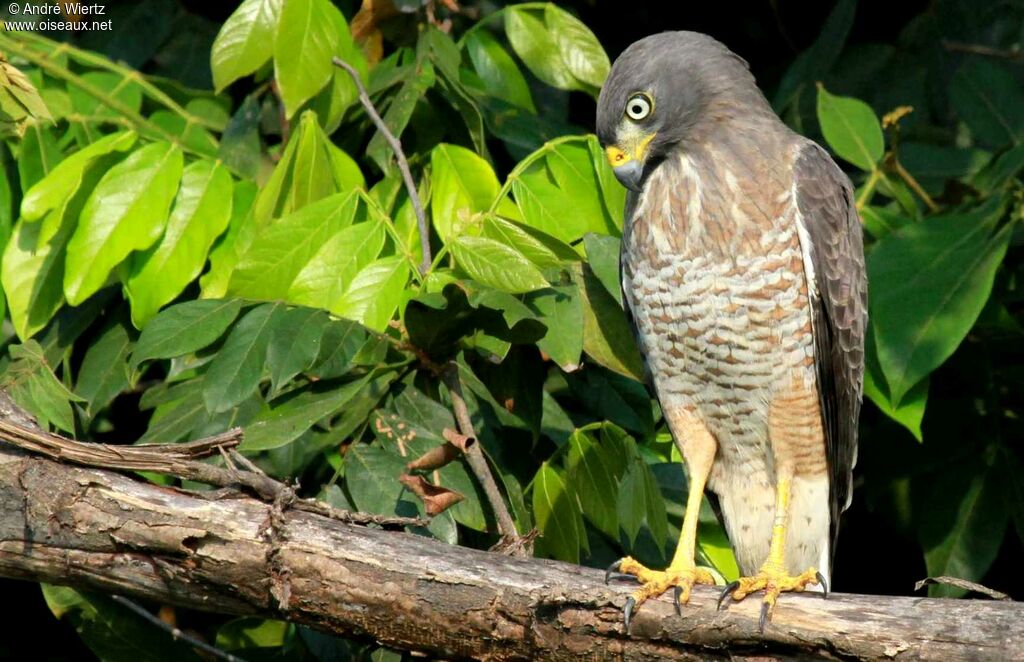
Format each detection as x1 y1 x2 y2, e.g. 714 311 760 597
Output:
625 93 652 120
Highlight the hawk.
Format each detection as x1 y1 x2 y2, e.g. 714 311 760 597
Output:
596 32 867 630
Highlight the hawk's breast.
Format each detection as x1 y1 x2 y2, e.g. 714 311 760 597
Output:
622 148 817 478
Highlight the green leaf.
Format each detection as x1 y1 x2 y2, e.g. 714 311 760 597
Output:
899 143 991 196
199 180 258 299
331 256 410 332
203 302 282 413
344 443 408 515
21 130 136 223
583 233 621 305
527 285 583 371
1 340 82 432
67 71 143 121
131 299 243 372
505 6 579 92
217 618 288 651
147 110 219 158
2 149 119 339
64 141 184 306
41 586 204 662
617 452 668 549
950 59 1024 148
543 4 610 90
451 236 548 293
923 462 1007 598
532 461 586 563
367 61 435 172
266 306 330 394
972 144 1024 195
125 159 234 327
2 216 71 340
211 0 283 91
227 190 360 300
864 356 928 441
218 94 262 179
288 219 386 312
573 264 645 381
430 143 499 242
274 0 347 117
859 205 911 241
242 371 391 451
75 320 132 419
588 134 626 230
566 425 629 538
508 138 619 242
816 85 884 171
311 318 373 379
464 31 534 111
869 199 1012 403
481 214 579 269
17 123 62 192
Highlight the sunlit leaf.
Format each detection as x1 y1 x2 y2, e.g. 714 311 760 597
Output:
532 461 586 563
816 84 883 171
211 0 283 91
64 141 184 305
125 159 233 327
430 143 498 242
451 236 548 293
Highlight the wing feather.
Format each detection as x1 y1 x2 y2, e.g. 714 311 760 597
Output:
793 142 868 566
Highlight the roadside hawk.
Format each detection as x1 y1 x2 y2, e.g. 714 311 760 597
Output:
595 32 867 630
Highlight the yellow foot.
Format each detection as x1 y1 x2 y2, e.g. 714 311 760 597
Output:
717 565 827 632
605 556 716 631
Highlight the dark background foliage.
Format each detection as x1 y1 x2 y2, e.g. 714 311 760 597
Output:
0 0 1022 659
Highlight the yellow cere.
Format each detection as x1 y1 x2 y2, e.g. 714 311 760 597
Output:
605 132 657 167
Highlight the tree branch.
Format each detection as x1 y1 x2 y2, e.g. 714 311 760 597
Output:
0 443 1020 660
332 56 432 275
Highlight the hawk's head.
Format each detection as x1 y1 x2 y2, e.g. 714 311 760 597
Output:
596 31 757 191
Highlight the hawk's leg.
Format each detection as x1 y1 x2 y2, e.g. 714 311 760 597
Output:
607 410 718 630
717 471 826 632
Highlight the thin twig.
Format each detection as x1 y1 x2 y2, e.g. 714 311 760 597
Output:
915 576 1012 601
109 595 246 662
0 419 428 528
441 364 524 552
890 156 939 212
942 39 1023 62
332 56 432 275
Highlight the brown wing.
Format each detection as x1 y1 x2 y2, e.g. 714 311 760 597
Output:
793 142 868 565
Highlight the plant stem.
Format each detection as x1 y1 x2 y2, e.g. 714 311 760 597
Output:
891 157 939 212
856 168 882 211
332 56 432 275
108 596 244 662
8 31 223 132
441 364 521 547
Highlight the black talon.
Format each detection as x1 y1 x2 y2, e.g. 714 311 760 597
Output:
759 601 771 633
623 596 636 632
673 586 683 615
816 571 829 599
717 580 740 611
605 559 623 585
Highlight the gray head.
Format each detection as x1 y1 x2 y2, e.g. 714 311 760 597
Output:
596 31 767 190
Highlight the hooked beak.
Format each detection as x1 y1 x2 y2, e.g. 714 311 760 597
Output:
604 133 656 193
612 160 643 191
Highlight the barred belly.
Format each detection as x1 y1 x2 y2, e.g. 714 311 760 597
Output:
618 200 827 573
627 244 816 471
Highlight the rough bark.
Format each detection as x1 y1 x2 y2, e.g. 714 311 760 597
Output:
0 444 1020 661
